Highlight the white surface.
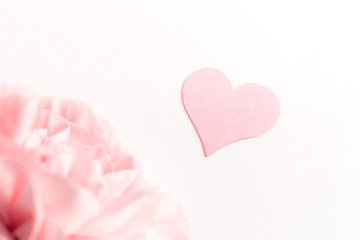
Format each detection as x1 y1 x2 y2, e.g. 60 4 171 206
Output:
1 0 360 239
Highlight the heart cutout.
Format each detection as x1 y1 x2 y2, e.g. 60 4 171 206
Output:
182 68 280 157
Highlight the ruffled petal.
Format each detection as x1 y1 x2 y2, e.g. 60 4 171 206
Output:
76 188 188 240
0 84 38 145
31 169 100 235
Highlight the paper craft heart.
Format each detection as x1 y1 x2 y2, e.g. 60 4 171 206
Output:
182 68 280 157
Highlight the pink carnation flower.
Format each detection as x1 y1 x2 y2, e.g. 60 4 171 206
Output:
0 85 188 240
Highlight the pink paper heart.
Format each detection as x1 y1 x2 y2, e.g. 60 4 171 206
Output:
182 68 280 157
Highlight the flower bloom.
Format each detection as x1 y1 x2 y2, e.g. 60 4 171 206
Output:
0 84 188 240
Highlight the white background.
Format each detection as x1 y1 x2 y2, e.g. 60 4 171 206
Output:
1 0 360 239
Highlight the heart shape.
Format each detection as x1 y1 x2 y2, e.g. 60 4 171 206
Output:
182 68 280 156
